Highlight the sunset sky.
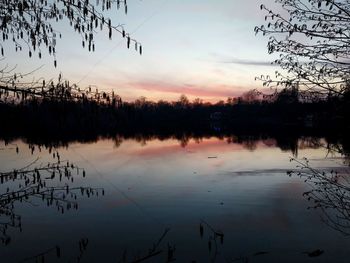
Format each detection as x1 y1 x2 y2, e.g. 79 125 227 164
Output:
5 0 281 103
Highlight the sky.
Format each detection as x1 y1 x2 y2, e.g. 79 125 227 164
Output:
3 0 281 103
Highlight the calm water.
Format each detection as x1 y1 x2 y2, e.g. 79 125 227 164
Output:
0 136 349 262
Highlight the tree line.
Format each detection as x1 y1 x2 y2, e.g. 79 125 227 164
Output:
0 88 349 147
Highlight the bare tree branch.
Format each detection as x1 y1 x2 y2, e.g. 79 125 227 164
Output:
255 0 350 96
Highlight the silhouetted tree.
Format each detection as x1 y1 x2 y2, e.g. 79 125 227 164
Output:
193 97 203 106
255 0 350 97
240 89 262 104
134 96 148 108
0 69 122 104
276 86 299 104
0 0 139 103
178 94 190 108
0 0 141 66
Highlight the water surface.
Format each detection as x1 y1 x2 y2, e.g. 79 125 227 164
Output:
0 136 349 262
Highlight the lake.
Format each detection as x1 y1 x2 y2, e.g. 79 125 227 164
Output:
0 135 349 262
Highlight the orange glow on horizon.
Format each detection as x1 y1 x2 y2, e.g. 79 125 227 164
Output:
93 78 262 103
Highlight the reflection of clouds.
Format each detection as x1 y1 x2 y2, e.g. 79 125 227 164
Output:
131 138 243 158
80 137 291 174
133 142 186 158
262 138 278 147
213 160 226 168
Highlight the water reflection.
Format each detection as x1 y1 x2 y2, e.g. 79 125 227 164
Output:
289 158 350 236
0 145 103 262
0 133 349 262
2 132 349 160
18 238 89 263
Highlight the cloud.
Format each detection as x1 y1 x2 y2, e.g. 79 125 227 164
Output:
127 80 244 99
207 52 276 67
219 57 274 67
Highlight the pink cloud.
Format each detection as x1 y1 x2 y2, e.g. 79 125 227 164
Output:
127 80 245 100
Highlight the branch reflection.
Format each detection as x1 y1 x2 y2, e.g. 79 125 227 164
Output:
289 158 350 235
0 147 103 246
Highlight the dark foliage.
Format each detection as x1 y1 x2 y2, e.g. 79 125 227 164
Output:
0 93 349 158
0 0 141 67
255 0 350 95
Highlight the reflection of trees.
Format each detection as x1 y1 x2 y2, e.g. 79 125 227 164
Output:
120 228 175 263
298 137 324 150
199 220 224 263
1 128 348 159
179 135 190 148
18 237 89 263
242 138 257 151
226 135 238 144
276 136 298 156
288 158 350 235
0 151 103 245
330 137 350 164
